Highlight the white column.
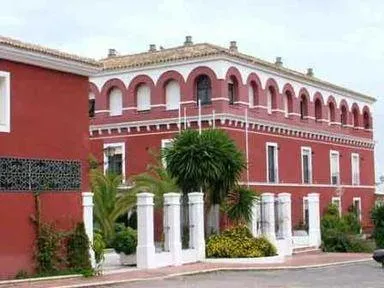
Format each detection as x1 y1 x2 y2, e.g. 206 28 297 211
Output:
188 192 205 261
164 193 182 266
261 193 276 244
308 193 321 248
82 192 95 268
250 197 261 237
136 193 155 269
278 193 293 256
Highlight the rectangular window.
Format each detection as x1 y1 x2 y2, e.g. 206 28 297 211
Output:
161 139 173 168
353 197 362 222
351 153 360 185
332 196 341 216
0 71 11 132
89 99 95 118
228 83 235 105
303 197 309 228
301 147 312 184
330 150 340 185
103 143 125 182
266 142 278 183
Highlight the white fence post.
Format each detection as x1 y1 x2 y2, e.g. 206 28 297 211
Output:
82 192 95 267
277 192 293 256
164 193 182 266
250 197 261 237
136 193 155 269
188 192 205 261
261 193 276 244
308 193 321 248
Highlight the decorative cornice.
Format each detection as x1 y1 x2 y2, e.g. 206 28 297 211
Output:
0 45 100 76
89 113 374 148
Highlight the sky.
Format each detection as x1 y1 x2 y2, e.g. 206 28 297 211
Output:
1 0 383 180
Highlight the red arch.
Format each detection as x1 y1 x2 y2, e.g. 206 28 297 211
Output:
156 70 186 103
225 66 244 85
327 95 337 106
327 96 337 122
100 78 127 111
339 99 349 111
362 106 371 129
339 99 349 125
127 74 156 106
265 78 279 110
186 66 219 102
247 73 263 106
351 103 360 127
313 92 325 105
265 78 280 94
282 83 296 98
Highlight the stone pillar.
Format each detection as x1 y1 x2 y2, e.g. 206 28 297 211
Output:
277 193 293 256
136 193 155 269
261 193 276 244
250 197 261 237
82 192 95 267
188 192 205 261
308 193 321 248
164 193 182 266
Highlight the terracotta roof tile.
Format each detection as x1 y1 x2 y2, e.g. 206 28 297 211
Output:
100 43 375 102
0 35 100 67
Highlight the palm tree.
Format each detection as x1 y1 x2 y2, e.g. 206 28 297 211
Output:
224 187 258 225
91 169 136 244
163 129 246 232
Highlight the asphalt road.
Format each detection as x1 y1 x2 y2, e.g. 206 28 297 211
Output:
107 261 384 288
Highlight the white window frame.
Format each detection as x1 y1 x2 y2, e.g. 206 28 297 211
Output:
103 142 126 183
351 153 360 186
301 147 313 184
330 150 340 185
161 139 173 167
0 71 11 132
266 89 272 114
266 142 279 183
353 197 362 223
248 84 254 108
332 196 342 216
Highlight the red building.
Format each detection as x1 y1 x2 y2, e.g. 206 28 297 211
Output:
0 36 99 278
89 37 375 231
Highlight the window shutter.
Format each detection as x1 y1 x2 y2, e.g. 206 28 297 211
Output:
165 80 180 110
109 88 123 116
137 85 151 111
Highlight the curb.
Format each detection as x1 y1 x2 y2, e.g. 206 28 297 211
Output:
0 274 82 286
57 258 373 288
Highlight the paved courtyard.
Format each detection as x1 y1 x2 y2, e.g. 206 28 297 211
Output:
109 261 382 288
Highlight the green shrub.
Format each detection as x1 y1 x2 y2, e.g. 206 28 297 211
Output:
67 223 92 272
93 231 106 265
371 204 384 248
206 225 276 258
321 203 366 252
112 227 137 255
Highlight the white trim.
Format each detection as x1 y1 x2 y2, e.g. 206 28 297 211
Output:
266 142 279 183
330 150 340 185
353 197 362 222
351 153 360 186
332 196 342 216
95 109 110 113
103 142 126 182
303 197 309 225
239 181 374 188
0 71 11 132
0 45 99 76
301 147 312 184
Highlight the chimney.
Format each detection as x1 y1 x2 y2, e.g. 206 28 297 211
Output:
307 68 314 77
229 41 238 52
149 44 157 52
184 36 193 46
275 57 283 67
108 48 117 57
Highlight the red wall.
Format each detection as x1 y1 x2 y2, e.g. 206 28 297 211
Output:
0 59 89 278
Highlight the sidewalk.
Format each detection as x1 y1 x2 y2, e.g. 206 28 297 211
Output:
0 252 372 288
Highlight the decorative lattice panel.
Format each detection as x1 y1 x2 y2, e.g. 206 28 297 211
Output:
0 157 81 191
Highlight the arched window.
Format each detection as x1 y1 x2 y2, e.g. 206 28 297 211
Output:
109 88 123 116
228 76 238 105
352 108 359 127
196 75 212 105
248 81 258 108
165 80 180 110
363 111 370 129
283 91 293 117
89 92 95 118
137 84 151 111
267 86 276 114
340 105 348 126
328 102 335 122
300 95 308 119
315 99 322 121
